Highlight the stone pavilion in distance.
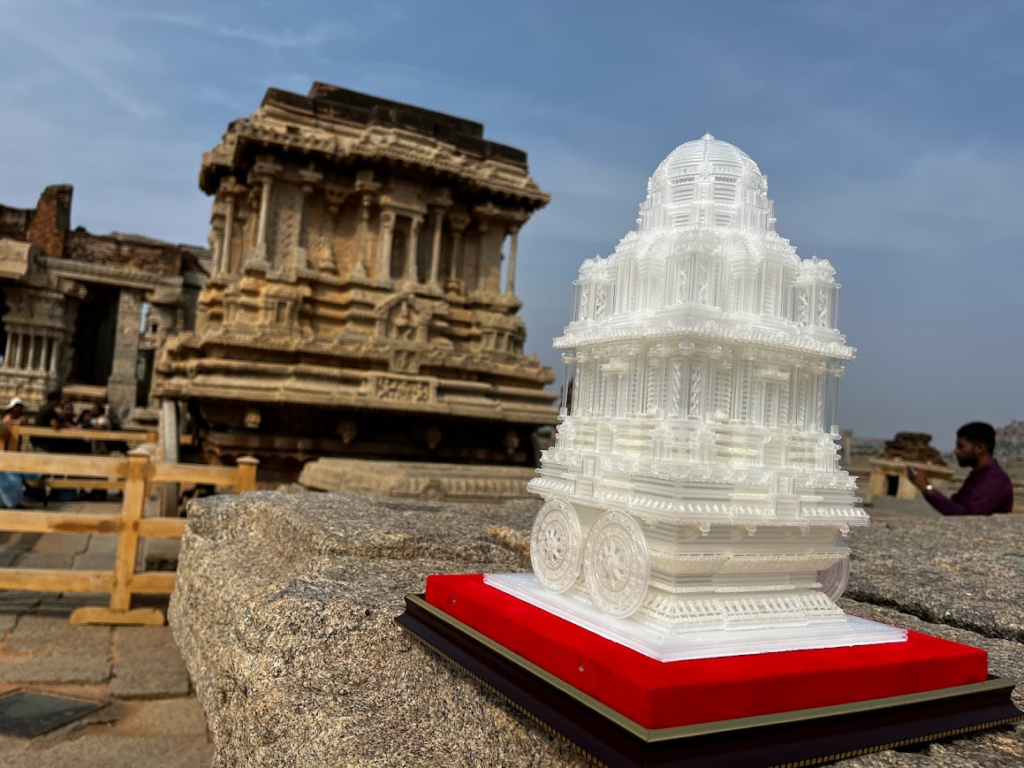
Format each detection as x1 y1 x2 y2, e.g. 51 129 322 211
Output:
154 83 558 484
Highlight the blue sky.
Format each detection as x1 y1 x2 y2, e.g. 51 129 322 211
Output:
2 0 1023 449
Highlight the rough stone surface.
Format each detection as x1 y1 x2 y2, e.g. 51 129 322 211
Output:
846 505 1024 642
171 491 1023 767
0 613 16 635
170 491 584 767
110 626 191 698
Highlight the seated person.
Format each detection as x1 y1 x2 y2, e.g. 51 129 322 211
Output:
909 422 1014 515
33 391 88 454
80 402 112 430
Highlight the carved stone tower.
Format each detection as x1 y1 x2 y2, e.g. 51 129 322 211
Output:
154 83 557 479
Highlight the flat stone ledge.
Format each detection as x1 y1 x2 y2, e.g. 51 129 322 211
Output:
171 491 1023 767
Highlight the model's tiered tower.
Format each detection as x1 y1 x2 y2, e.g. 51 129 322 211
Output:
489 134 904 659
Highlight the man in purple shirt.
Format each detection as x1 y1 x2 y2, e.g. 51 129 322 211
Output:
908 422 1014 516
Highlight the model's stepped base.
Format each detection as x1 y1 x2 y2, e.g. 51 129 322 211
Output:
486 572 906 662
397 575 1024 767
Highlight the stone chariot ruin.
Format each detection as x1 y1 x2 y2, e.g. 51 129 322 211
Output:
153 83 558 484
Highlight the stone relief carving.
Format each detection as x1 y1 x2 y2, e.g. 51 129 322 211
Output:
375 376 430 403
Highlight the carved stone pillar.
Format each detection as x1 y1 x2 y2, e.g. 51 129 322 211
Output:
475 221 489 285
405 214 423 282
210 222 225 276
356 194 373 277
249 158 281 269
9 334 20 369
297 183 315 273
297 166 324 274
429 209 445 285
253 178 272 264
221 194 236 275
447 211 471 283
107 290 144 425
3 333 10 366
324 202 342 275
378 210 396 280
32 335 43 371
48 337 58 376
504 225 519 297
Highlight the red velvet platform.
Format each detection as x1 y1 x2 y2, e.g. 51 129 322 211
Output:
425 574 987 731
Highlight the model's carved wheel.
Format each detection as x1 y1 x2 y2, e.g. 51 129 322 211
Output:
818 553 850 601
530 499 583 593
584 511 650 618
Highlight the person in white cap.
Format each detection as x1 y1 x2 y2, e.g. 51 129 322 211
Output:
0 397 26 449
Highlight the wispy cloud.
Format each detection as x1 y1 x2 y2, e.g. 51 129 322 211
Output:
139 10 356 49
785 141 1024 257
2 11 160 119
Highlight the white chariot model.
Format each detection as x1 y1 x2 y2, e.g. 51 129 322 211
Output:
489 135 905 659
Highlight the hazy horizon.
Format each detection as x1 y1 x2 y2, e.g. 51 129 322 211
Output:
3 0 1023 451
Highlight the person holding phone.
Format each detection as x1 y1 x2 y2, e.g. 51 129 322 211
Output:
908 422 1013 516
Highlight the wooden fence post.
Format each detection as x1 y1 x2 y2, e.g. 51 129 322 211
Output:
236 456 259 493
70 449 164 627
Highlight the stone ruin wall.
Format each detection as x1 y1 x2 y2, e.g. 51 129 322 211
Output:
0 185 209 425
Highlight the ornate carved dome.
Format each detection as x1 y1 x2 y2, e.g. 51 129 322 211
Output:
639 133 776 234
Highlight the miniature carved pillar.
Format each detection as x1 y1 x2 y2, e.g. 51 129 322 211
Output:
358 194 373 277
2 333 10 366
504 226 519 297
9 334 20 369
17 334 28 370
429 210 445 285
378 210 396 280
405 214 423 282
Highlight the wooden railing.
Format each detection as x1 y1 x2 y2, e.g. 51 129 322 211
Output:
0 449 257 626
5 424 194 451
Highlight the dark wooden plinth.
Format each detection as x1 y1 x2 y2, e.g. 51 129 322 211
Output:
396 594 1024 767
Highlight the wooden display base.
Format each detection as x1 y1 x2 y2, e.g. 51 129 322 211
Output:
397 594 1024 767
